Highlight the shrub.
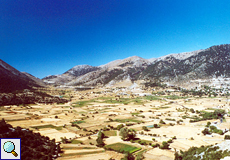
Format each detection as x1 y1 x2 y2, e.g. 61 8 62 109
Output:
151 143 160 148
167 139 173 143
153 124 160 128
202 128 211 135
159 119 166 124
206 122 211 127
190 108 195 113
142 126 149 131
160 141 169 149
224 135 230 140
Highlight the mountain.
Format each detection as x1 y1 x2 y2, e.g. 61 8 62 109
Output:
0 59 68 105
43 56 150 86
0 59 43 93
141 44 230 82
43 44 230 88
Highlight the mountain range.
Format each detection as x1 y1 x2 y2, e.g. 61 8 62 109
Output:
0 44 229 93
43 44 230 88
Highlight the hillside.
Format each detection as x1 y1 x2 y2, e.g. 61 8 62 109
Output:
0 59 68 105
0 119 61 160
0 59 42 93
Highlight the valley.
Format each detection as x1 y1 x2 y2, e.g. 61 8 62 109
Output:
1 85 230 160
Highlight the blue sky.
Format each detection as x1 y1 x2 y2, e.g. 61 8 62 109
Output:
1 0 230 78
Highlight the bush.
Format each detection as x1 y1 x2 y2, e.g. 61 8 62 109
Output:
117 124 124 130
224 135 230 140
142 126 149 131
167 139 173 143
202 128 211 135
206 122 211 127
160 141 169 149
190 108 195 113
151 143 160 148
159 119 166 124
153 124 160 128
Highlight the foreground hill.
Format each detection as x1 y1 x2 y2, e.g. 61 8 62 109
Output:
43 44 230 88
0 59 44 93
0 59 68 105
0 119 61 160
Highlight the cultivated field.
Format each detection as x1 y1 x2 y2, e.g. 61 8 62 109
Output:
1 85 230 160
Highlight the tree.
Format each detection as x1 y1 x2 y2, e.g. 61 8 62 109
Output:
159 119 166 124
121 152 135 160
202 128 210 135
117 124 124 130
160 141 170 149
119 127 136 141
96 130 105 147
142 126 149 131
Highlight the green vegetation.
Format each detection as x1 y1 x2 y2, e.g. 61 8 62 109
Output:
135 149 147 160
133 139 152 145
153 106 170 110
70 139 83 144
61 150 104 157
202 125 224 135
189 109 225 123
165 95 185 100
131 112 140 115
96 130 105 147
159 119 166 124
165 118 176 121
0 119 61 160
100 97 144 105
160 141 170 149
119 127 136 141
175 145 230 160
224 135 230 140
72 120 85 124
73 100 94 107
104 130 117 136
144 95 160 101
104 143 141 154
142 126 149 131
114 118 142 123
31 124 62 131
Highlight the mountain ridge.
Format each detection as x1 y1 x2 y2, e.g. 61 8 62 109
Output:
43 44 230 88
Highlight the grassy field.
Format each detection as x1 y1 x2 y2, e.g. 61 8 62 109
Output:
73 100 94 107
30 124 63 130
72 120 85 124
70 139 83 144
104 130 117 136
114 118 142 123
152 106 170 110
104 143 141 154
61 150 104 157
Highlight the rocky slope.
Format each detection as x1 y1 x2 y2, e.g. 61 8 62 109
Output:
43 44 230 87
